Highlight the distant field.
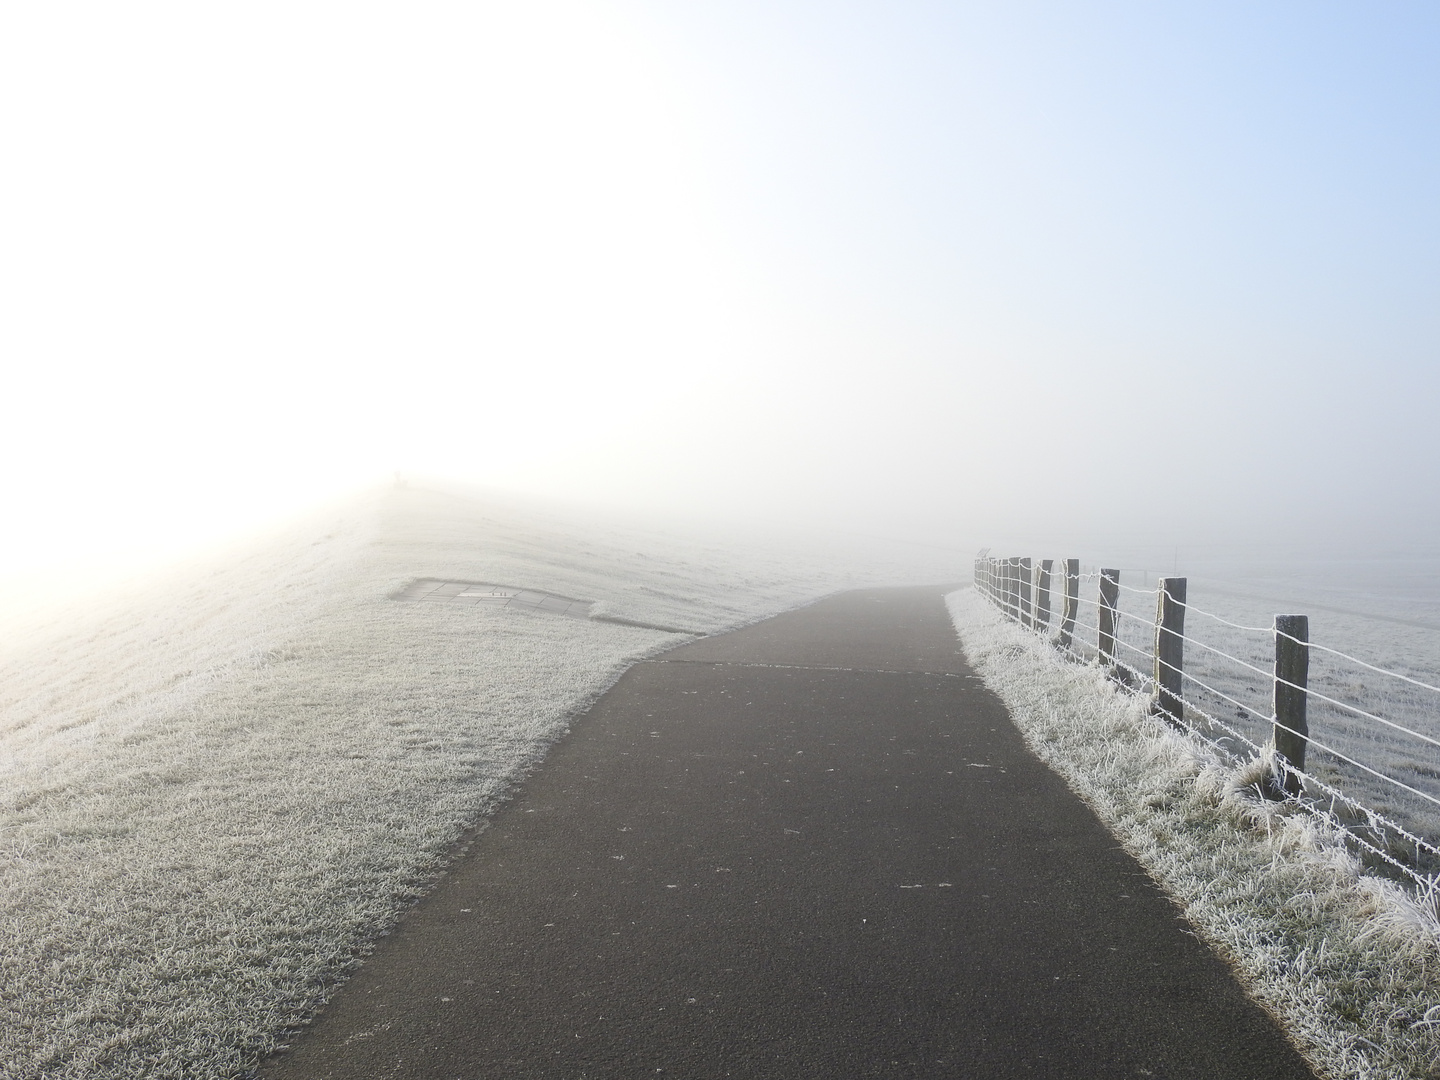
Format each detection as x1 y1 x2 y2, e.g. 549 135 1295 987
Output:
0 486 955 1079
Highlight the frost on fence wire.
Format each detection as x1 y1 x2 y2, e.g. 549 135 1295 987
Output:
972 555 1440 887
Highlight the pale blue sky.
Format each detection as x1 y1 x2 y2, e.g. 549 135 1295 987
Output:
2 1 1436 578
641 1 1440 544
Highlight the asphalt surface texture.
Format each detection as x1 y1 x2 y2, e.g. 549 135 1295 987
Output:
261 586 1318 1079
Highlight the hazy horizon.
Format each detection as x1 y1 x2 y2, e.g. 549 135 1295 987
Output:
5 1 1438 585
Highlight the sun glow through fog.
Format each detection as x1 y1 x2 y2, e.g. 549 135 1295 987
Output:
2 2 755 578
4 1 1440 587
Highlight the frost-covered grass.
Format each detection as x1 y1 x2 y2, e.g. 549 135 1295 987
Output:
1030 567 1440 874
949 586 1440 1080
0 485 954 1079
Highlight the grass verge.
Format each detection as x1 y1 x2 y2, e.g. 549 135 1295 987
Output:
0 486 952 1079
948 587 1440 1080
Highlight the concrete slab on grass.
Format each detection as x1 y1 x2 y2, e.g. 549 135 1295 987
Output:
392 578 594 618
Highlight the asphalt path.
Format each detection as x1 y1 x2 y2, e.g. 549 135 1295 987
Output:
261 586 1317 1079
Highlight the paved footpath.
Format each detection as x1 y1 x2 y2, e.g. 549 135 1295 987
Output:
262 586 1317 1079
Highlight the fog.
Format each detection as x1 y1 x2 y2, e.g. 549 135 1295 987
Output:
4 1 1439 589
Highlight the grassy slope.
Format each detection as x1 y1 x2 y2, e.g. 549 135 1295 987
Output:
0 487 952 1079
948 587 1440 1080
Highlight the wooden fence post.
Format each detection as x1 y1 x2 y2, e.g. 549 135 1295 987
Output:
1006 557 1020 622
1018 558 1033 628
1035 559 1052 632
1057 559 1080 650
1152 577 1186 724
1098 568 1120 667
1273 614 1310 797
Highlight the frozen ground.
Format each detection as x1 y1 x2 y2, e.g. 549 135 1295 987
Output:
950 587 1440 1080
0 486 956 1079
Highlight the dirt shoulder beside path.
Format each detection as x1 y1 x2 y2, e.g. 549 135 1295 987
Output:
261 586 1316 1079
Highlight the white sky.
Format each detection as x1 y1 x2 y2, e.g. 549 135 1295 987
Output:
3 1 1438 582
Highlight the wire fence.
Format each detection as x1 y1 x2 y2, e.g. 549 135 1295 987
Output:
973 553 1440 891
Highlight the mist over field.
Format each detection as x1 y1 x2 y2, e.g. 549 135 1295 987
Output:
3 0 1438 595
